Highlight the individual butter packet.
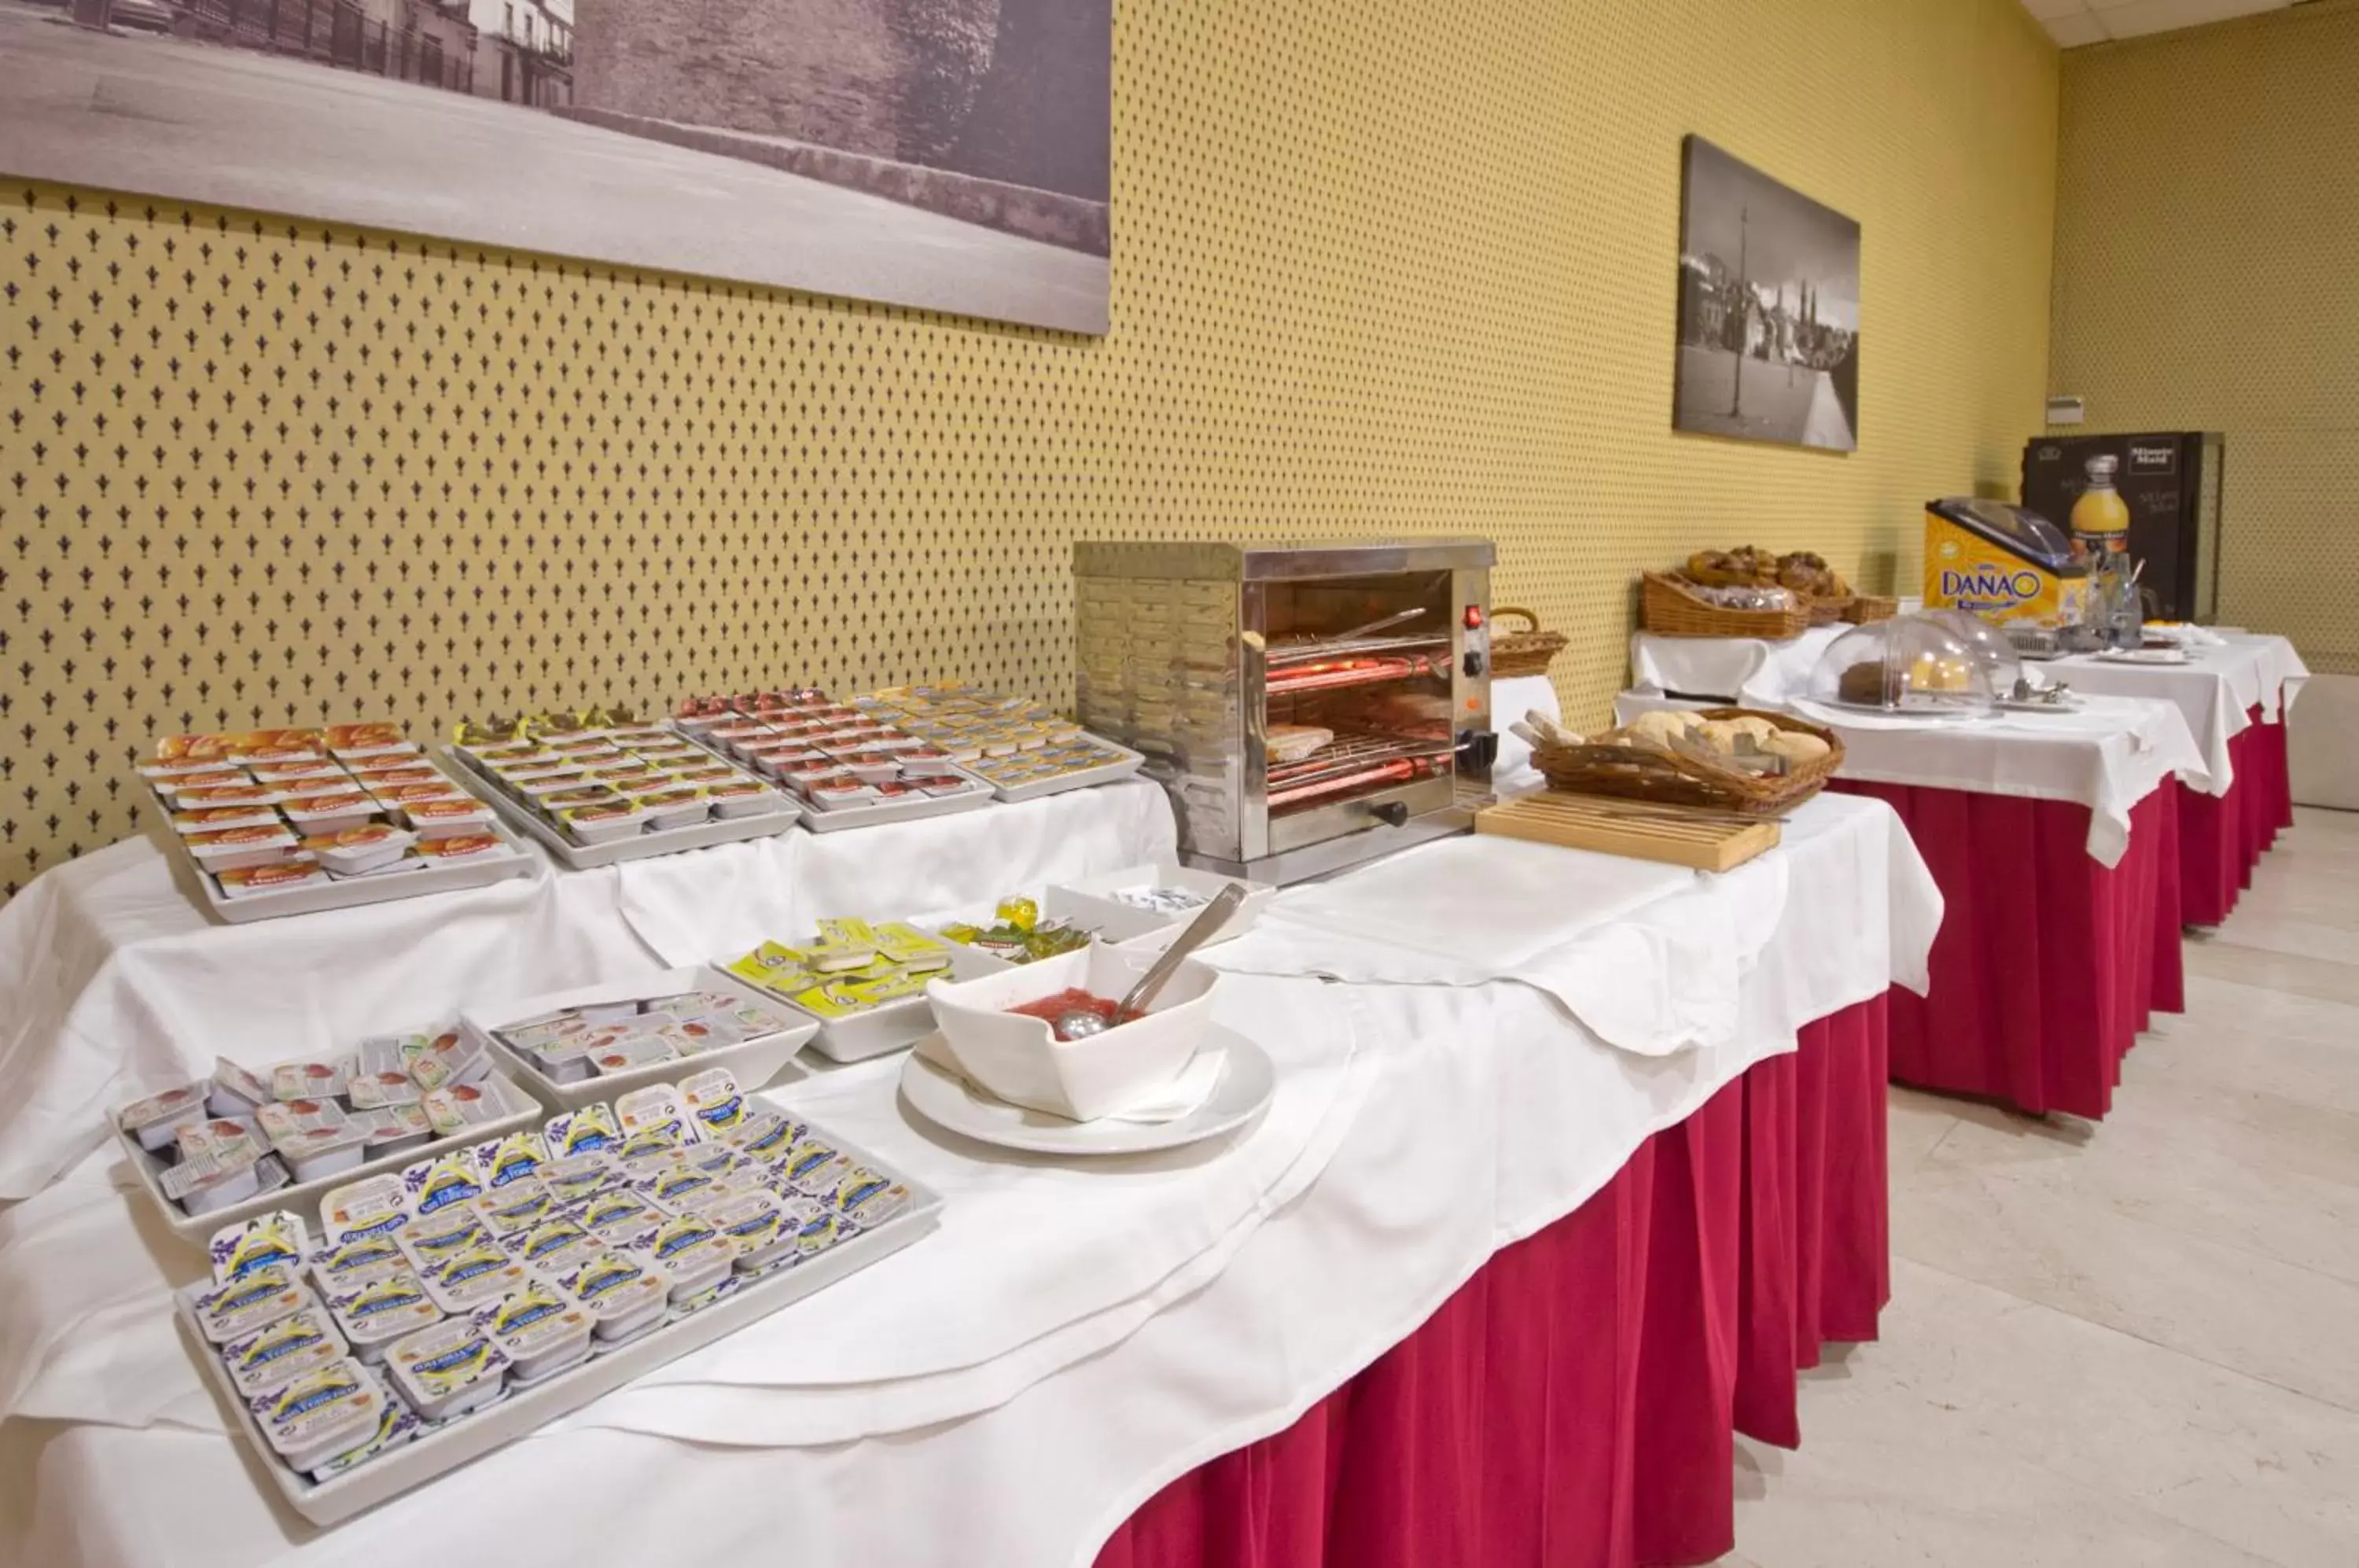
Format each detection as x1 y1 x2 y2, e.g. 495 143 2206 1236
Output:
631 1154 734 1215
223 1305 349 1399
678 1069 748 1136
315 1172 413 1248
271 1060 351 1102
727 1110 805 1164
500 1214 599 1275
211 1211 312 1285
578 1186 666 1243
192 1264 314 1345
703 1188 797 1273
724 940 816 999
542 1103 623 1161
554 1249 668 1341
420 1239 530 1315
625 1212 737 1300
538 1153 617 1207
472 1279 592 1382
791 1205 856 1259
326 1272 445 1363
311 1232 413 1294
248 1358 384 1471
385 1317 510 1423
397 1203 491 1270
307 1378 423 1481
479 1176 558 1235
778 1137 857 1198
614 1084 697 1147
472 1129 547 1189
403 1151 487 1217
834 1167 915 1228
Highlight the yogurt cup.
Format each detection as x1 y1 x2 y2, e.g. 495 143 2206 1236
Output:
119 1082 211 1151
385 1318 511 1423
555 1249 669 1343
248 1358 385 1472
419 1239 532 1315
193 1265 315 1345
327 1273 447 1365
624 1213 737 1304
472 1279 594 1383
223 1305 350 1398
307 1379 422 1481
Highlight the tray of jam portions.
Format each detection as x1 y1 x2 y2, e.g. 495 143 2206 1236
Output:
139 724 532 922
726 917 1004 1063
916 872 1271 968
852 684 1145 803
111 1025 541 1243
446 707 799 869
672 687 995 830
173 1069 940 1526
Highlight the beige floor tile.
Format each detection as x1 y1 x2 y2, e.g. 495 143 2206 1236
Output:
2182 940 2359 1010
2173 972 2359 1051
2201 906 2359 959
1884 1084 1962 1177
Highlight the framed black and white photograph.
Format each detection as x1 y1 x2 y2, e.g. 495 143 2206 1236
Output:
2 0 1111 333
1674 136 1860 452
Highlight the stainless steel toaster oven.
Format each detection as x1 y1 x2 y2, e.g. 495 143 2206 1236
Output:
1073 539 1497 883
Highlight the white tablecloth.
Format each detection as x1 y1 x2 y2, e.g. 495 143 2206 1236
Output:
2044 633 2309 794
0 782 1178 1199
1616 690 2207 868
0 794 1940 1568
1488 672 1562 794
1629 626 1849 706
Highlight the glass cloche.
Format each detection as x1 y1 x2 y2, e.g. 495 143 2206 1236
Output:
1921 607 2026 695
1805 612 2000 717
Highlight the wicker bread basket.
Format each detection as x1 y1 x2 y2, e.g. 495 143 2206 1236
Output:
1532 707 1842 815
1844 594 1900 624
1801 594 1853 627
1489 607 1569 679
1640 572 1812 641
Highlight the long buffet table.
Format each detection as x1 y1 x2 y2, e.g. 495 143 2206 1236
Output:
0 779 1940 1568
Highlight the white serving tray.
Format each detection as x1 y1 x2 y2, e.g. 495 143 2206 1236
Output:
966 738 1147 804
1046 862 1275 950
176 1131 941 1527
663 720 1004 833
446 747 801 869
118 1069 544 1246
734 944 1006 1063
465 965 820 1112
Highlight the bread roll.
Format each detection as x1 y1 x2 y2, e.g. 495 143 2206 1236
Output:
1762 731 1831 763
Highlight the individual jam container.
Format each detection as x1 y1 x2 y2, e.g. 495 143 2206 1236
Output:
409 1029 489 1093
632 788 711 831
401 797 497 838
301 823 416 877
555 1249 670 1344
502 1215 598 1275
417 833 512 867
208 1057 273 1119
591 1035 679 1076
248 1358 385 1472
837 753 904 785
355 1105 434 1161
170 804 284 836
385 1317 511 1423
666 763 738 788
537 784 623 815
119 1081 212 1152
625 1213 736 1303
707 781 788 818
420 1077 516 1135
307 1381 422 1481
374 782 469 811
215 861 332 899
256 1095 349 1146
561 801 648 845
523 1032 601 1085
279 791 379 837
704 1189 800 1275
248 760 347 786
807 778 878 810
419 1239 531 1315
222 1305 350 1399
922 778 977 798
473 1279 594 1386
192 1265 315 1345
269 1121 370 1185
186 824 301 872
356 767 447 792
578 1186 666 1245
347 1065 422 1111
322 723 413 760
163 1124 271 1217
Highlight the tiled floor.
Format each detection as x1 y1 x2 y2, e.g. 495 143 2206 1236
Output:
1717 806 2359 1568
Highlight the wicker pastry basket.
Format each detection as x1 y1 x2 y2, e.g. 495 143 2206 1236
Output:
1844 594 1900 624
1640 572 1812 640
1489 607 1569 679
1533 707 1843 815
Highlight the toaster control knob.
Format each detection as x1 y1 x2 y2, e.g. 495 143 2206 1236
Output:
1368 800 1411 828
1463 649 1487 677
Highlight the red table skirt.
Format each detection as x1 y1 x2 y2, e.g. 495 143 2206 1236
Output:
1827 782 2181 1121
2177 709 2295 926
1098 994 1892 1568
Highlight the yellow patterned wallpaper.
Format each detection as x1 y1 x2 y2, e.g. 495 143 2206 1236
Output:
0 0 2057 896
2050 0 2359 676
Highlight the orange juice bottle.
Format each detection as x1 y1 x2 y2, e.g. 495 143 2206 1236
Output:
2070 455 2130 538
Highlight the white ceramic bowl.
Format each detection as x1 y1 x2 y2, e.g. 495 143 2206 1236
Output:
925 943 1219 1122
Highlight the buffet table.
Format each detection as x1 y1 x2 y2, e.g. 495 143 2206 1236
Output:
1619 690 2199 1121
0 791 1940 1568
1630 627 2309 926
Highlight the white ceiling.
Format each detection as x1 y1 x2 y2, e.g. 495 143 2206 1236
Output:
2021 0 2298 47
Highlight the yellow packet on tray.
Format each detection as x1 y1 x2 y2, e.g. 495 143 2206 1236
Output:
814 917 878 949
727 941 815 998
789 967 934 1019
870 921 948 963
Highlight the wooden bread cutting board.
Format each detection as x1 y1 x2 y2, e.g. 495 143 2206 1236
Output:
1474 793 1779 872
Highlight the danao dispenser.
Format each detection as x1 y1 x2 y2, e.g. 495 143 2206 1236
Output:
1922 498 2094 655
1073 540 1498 884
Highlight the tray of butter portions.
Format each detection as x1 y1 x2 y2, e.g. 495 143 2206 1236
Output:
444 705 799 869
672 687 995 830
462 966 820 1112
172 1073 940 1525
851 684 1145 803
724 916 1005 1062
110 1025 541 1243
138 723 532 922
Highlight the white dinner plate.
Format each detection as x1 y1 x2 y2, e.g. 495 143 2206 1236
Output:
897 1025 1276 1155
1993 694 2086 715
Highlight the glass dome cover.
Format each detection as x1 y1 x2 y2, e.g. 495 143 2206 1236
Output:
1922 608 2026 693
1805 612 2000 716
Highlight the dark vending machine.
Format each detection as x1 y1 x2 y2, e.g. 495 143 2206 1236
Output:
2022 432 2224 622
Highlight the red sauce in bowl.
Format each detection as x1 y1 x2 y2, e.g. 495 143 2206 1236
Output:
1007 988 1146 1041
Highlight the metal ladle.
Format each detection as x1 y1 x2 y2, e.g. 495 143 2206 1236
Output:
1055 883 1249 1041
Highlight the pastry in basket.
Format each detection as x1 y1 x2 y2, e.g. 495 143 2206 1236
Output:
1265 723 1334 764
1775 552 1849 600
1761 731 1831 764
1684 547 1776 587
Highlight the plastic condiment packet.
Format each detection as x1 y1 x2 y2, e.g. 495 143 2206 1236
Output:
403 1152 488 1219
589 1035 678 1075
502 1216 598 1274
724 940 817 999
307 1379 422 1481
870 922 948 963
478 1178 557 1235
580 1187 668 1242
249 1359 383 1467
542 1103 623 1161
223 1305 349 1399
554 1250 668 1332
210 1211 312 1284
312 1234 413 1294
270 1059 351 1102
614 1083 696 1143
679 1069 748 1135
420 1077 518 1137
208 1058 273 1115
473 1129 548 1189
539 1153 619 1206
192 1265 314 1345
834 1167 915 1228
409 1029 490 1093
256 1096 351 1148
161 1122 265 1204
725 1110 805 1163
385 1319 510 1417
118 1081 212 1145
473 1279 591 1367
420 1240 531 1315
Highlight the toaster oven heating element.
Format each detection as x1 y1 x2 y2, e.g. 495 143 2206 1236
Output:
1073 539 1496 885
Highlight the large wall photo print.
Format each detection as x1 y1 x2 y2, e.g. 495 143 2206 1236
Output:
1675 136 1859 452
2 0 1111 333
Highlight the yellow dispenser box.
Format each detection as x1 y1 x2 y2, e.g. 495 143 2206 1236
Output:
1923 499 2088 629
